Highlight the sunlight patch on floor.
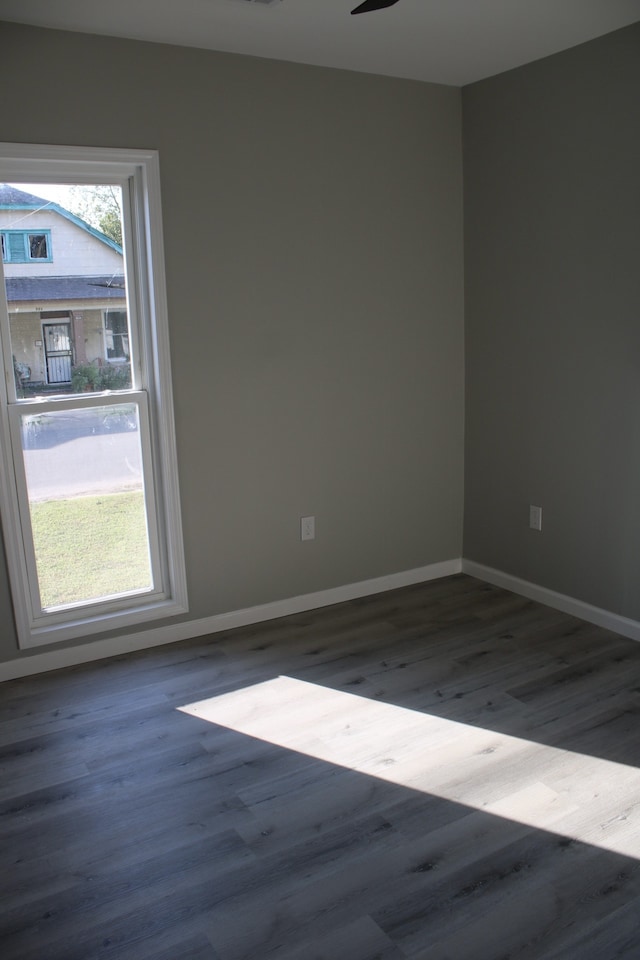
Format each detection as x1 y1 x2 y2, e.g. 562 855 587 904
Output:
178 675 640 857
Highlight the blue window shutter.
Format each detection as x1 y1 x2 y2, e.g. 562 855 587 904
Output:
7 233 27 262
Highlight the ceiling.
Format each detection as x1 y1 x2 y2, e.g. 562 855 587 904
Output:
0 0 638 86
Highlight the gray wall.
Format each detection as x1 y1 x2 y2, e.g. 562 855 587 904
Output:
463 24 640 619
0 23 464 663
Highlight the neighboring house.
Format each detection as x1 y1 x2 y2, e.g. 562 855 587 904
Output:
0 184 128 389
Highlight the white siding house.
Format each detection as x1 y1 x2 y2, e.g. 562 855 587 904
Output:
0 184 128 391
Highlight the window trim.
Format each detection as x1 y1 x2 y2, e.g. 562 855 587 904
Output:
1 229 53 263
0 143 188 648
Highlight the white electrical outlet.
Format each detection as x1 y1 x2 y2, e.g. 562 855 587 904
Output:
529 505 542 531
301 516 315 541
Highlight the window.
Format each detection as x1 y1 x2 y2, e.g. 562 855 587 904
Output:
104 309 130 360
0 144 188 648
1 229 52 262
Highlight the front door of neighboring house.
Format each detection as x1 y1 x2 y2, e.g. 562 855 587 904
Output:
43 321 73 383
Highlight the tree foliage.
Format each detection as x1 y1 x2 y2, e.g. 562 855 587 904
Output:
67 185 123 246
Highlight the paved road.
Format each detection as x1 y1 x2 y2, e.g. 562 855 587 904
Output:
21 408 144 501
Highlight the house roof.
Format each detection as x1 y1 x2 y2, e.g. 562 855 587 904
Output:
5 275 126 302
0 183 123 255
0 184 49 207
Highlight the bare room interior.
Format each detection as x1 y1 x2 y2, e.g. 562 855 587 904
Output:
1 2 640 958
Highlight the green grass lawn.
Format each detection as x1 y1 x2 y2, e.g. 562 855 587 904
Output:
30 491 152 609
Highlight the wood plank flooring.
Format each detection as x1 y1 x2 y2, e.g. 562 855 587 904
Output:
2 574 640 959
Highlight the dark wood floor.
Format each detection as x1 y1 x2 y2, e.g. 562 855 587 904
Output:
3 574 640 959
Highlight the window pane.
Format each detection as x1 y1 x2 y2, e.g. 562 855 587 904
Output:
20 403 153 609
0 182 130 397
104 309 130 360
29 233 48 259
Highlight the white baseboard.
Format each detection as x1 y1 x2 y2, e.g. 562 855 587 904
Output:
6 556 638 681
462 559 640 643
0 558 462 681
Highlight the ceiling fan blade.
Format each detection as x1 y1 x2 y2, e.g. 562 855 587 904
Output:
351 0 401 14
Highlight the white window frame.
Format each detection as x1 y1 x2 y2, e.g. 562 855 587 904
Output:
0 143 188 648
